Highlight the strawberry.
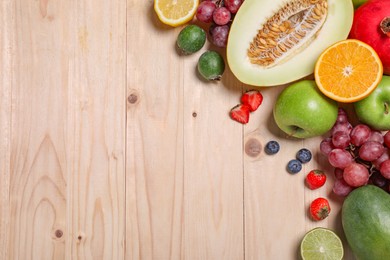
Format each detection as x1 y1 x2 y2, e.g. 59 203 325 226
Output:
241 90 263 112
310 197 331 221
230 104 250 124
306 170 327 190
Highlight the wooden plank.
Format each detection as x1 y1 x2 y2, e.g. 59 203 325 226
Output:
69 0 127 259
126 1 185 259
182 54 245 259
0 0 14 258
243 85 307 259
7 0 71 258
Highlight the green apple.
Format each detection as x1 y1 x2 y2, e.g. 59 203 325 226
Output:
352 0 367 9
273 80 338 139
354 76 390 131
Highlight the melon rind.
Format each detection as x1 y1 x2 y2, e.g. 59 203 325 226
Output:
227 0 354 87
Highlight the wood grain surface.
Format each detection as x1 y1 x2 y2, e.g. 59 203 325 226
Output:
1 0 355 259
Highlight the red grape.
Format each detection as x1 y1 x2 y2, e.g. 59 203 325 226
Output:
336 108 349 124
328 149 353 169
213 7 231 25
380 160 390 179
333 178 354 197
209 24 229 47
373 148 389 169
320 137 334 155
371 171 388 188
359 141 385 161
350 124 371 146
385 131 390 148
196 1 216 23
343 163 369 187
368 131 384 144
331 122 352 136
224 0 243 13
332 131 351 149
334 168 344 180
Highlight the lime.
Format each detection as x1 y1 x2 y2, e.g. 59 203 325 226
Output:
300 227 344 260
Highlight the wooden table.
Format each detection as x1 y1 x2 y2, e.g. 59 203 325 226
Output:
0 0 355 259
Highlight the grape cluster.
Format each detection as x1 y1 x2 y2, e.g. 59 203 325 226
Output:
196 0 244 48
320 108 390 197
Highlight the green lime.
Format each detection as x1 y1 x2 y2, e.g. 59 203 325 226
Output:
300 227 344 260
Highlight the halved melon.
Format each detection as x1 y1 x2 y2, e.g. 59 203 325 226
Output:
227 0 354 87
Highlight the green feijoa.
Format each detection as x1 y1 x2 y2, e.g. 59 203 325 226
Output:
177 25 206 55
197 51 225 80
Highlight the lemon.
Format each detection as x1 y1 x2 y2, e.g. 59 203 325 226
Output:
300 227 344 260
154 0 199 27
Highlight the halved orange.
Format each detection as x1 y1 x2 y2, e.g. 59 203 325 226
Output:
154 0 199 27
314 39 383 103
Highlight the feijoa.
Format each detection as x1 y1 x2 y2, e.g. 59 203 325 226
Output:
197 51 225 81
177 25 206 55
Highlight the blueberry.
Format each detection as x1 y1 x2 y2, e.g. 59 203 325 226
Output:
287 159 302 174
265 141 280 155
296 148 312 163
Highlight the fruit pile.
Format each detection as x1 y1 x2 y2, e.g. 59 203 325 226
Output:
320 108 390 196
153 0 390 258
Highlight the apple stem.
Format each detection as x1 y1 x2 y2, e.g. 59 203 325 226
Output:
385 102 389 115
380 17 390 37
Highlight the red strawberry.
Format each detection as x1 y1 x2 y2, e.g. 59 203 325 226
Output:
241 90 263 112
306 170 327 190
230 104 250 124
310 197 331 221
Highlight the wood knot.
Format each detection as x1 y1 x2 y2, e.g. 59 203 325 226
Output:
245 138 262 158
55 229 63 238
128 94 138 104
127 89 140 105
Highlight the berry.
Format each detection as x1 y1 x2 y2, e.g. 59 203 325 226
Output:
240 89 263 112
209 24 229 48
213 7 231 26
309 197 331 221
287 159 302 174
359 141 385 161
350 124 371 146
196 1 216 23
380 160 390 179
332 178 353 197
265 141 280 155
224 0 243 13
328 148 353 169
384 131 390 148
296 148 312 163
229 104 250 124
332 131 351 149
343 163 369 187
320 137 334 155
306 170 327 190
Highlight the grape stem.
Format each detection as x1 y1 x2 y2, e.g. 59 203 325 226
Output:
215 0 224 7
348 143 379 176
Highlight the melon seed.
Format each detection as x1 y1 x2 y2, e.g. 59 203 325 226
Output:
248 0 328 68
